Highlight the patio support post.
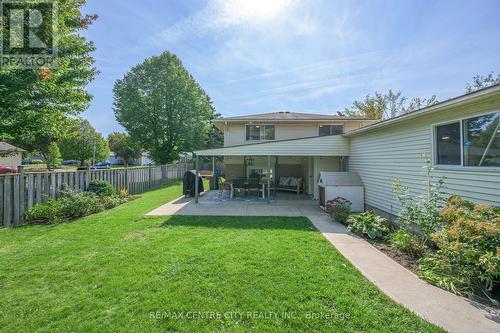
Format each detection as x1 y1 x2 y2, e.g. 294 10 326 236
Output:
195 154 199 204
267 155 271 203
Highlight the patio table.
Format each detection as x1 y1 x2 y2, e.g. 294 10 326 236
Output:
224 181 267 199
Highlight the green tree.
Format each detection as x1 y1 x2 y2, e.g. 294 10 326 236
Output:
342 91 387 119
45 142 62 170
113 52 214 164
0 0 98 155
107 132 142 165
465 72 500 93
341 90 438 119
59 119 109 165
402 96 438 114
204 97 224 149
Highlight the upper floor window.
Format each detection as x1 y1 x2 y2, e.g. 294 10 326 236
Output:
246 125 275 141
319 124 344 136
434 111 499 167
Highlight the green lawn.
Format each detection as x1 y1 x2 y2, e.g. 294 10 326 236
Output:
0 183 442 332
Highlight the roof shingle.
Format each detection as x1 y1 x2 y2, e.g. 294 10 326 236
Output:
216 111 372 121
0 142 25 152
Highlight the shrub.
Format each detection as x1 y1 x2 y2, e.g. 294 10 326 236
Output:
100 193 128 209
26 190 104 224
60 191 104 217
418 196 500 298
26 200 67 224
347 211 390 239
389 228 427 258
31 159 43 164
392 156 447 240
326 197 352 224
87 180 114 197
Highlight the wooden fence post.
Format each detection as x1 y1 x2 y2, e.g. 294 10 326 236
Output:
17 166 25 224
125 164 129 192
86 166 91 190
148 164 152 189
3 175 12 227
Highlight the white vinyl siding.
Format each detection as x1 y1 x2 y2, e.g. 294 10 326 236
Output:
349 100 500 215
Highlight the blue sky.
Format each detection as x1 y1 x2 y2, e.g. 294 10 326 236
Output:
81 0 500 135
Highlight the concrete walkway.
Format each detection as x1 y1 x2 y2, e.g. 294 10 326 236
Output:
147 192 499 333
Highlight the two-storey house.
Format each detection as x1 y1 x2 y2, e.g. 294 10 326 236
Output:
201 111 376 198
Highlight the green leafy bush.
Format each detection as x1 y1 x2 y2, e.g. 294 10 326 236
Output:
389 228 427 258
418 196 500 299
392 156 447 240
88 180 114 196
31 159 43 164
61 191 104 217
27 191 103 224
326 197 352 225
100 193 128 209
347 211 390 239
26 200 67 224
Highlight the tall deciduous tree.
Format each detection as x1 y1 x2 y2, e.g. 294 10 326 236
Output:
59 119 109 165
0 0 98 155
341 90 438 120
113 52 214 164
108 132 142 165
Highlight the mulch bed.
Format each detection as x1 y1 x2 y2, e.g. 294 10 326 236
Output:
366 239 420 275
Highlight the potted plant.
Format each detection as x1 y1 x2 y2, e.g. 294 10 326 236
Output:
326 197 352 225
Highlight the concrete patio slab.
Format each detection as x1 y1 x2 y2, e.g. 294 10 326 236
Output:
146 191 499 333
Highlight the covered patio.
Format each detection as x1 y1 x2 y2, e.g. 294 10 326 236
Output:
193 135 350 203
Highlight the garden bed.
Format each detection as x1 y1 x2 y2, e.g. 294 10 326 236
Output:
367 239 419 275
26 180 134 224
326 191 499 309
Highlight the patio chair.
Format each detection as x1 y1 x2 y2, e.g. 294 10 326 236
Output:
233 178 247 198
247 177 260 198
217 178 231 200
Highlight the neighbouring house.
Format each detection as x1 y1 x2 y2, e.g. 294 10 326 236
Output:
109 152 154 166
109 152 121 165
194 84 500 218
0 142 25 167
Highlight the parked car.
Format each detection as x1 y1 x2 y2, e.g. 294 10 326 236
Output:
61 160 79 165
76 163 110 171
76 166 94 171
0 166 17 174
94 162 111 169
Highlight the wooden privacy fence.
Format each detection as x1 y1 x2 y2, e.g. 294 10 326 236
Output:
0 163 193 227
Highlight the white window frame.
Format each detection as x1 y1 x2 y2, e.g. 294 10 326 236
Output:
245 124 275 142
431 110 500 171
318 123 344 136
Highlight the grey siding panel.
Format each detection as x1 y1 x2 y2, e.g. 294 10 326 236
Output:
349 101 500 215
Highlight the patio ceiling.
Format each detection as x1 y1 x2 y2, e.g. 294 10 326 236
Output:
194 134 349 156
